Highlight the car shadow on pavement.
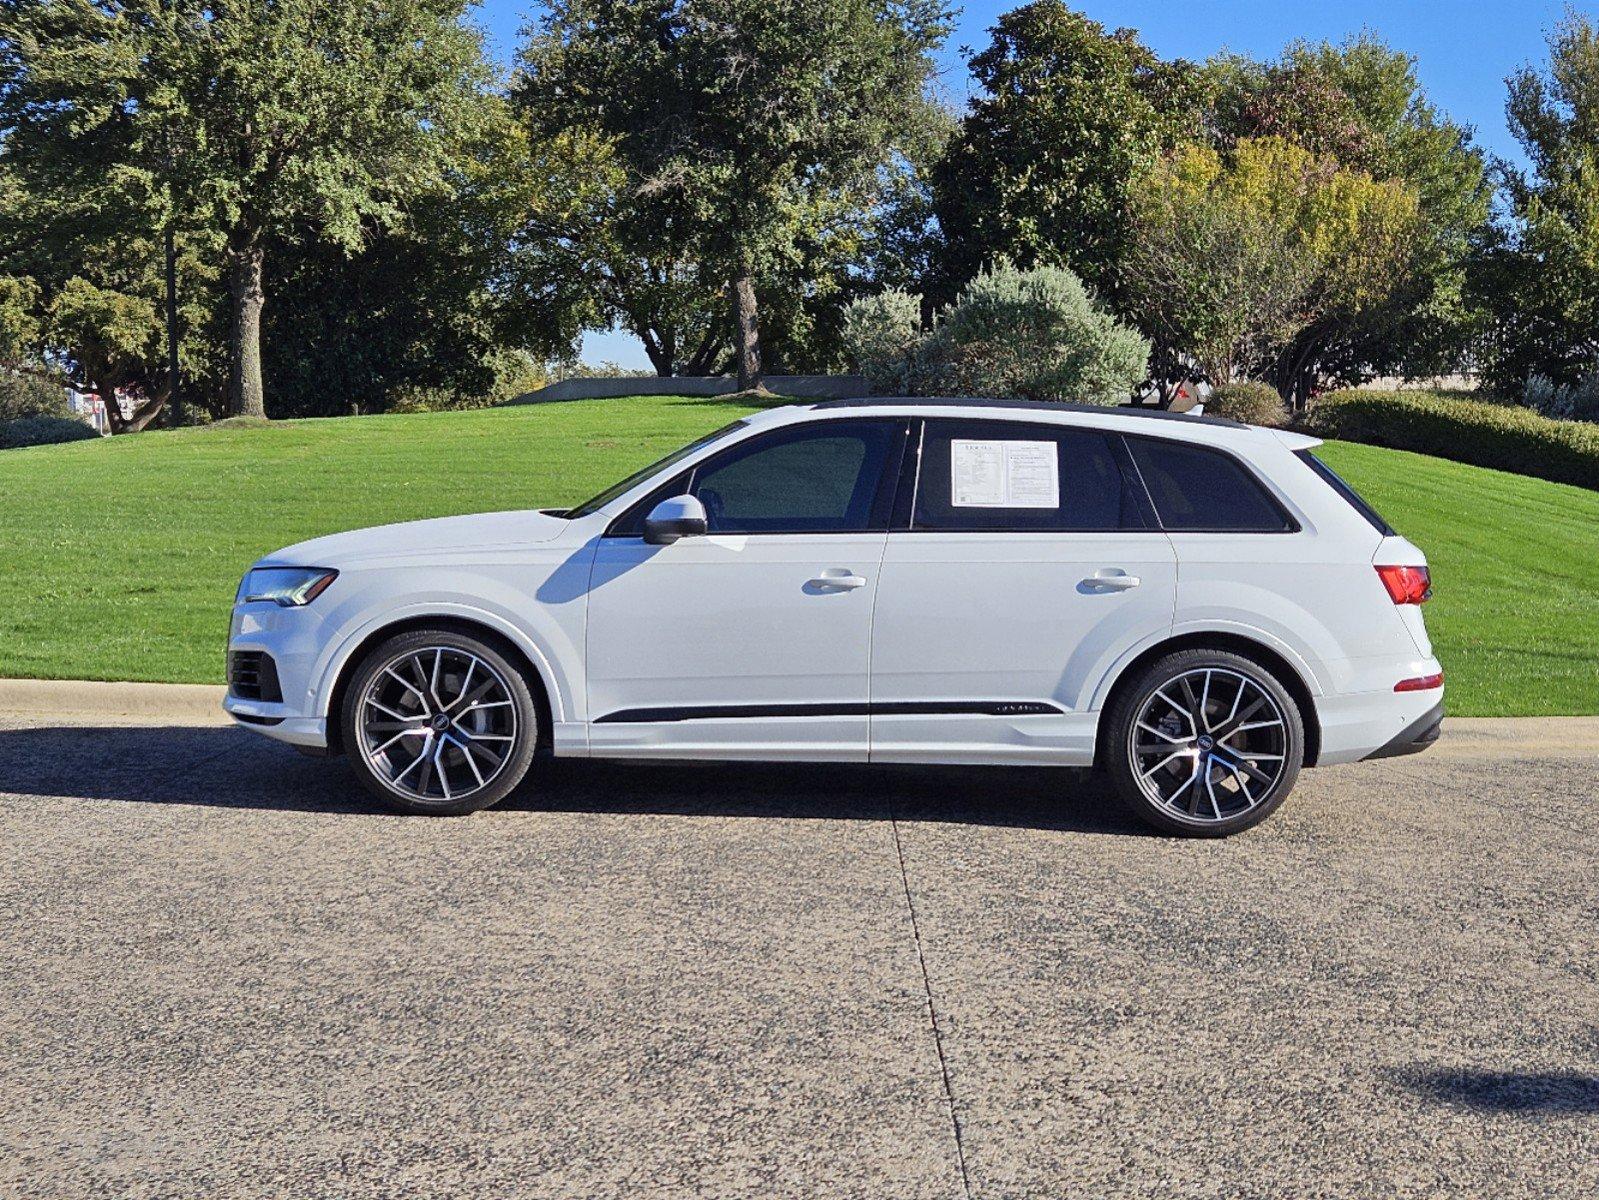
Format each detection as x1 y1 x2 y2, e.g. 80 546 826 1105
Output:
1392 1066 1599 1114
0 723 1153 835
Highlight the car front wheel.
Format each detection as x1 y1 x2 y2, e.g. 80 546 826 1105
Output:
341 628 539 815
1106 649 1304 837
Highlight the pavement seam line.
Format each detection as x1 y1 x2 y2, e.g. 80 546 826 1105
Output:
889 805 974 1200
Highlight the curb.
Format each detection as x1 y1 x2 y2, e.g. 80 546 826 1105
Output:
0 679 231 725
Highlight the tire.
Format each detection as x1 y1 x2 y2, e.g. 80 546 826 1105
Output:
1105 648 1304 837
340 628 539 815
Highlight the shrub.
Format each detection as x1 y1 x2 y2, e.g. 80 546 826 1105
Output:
1207 380 1289 426
841 289 925 394
0 370 69 421
0 414 100 450
841 263 1149 403
1523 372 1599 423
1303 390 1599 491
926 263 1149 404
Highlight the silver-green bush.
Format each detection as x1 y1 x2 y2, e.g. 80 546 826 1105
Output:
842 263 1149 404
1207 380 1289 426
840 289 925 394
1523 372 1599 423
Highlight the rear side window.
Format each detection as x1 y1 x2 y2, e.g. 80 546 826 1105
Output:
1295 450 1395 535
912 419 1150 532
1127 437 1295 533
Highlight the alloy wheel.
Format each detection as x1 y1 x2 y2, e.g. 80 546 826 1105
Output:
356 646 518 804
1127 667 1289 823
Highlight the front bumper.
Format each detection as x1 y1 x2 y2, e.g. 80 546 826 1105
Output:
223 601 332 749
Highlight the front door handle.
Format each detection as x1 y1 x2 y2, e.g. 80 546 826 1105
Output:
1083 569 1141 592
808 568 867 591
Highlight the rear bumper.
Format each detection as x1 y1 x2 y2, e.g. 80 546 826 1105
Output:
1313 655 1443 766
1361 703 1444 761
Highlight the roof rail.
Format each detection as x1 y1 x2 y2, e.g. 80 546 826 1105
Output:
807 395 1247 430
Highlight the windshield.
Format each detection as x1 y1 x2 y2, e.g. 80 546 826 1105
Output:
564 419 749 519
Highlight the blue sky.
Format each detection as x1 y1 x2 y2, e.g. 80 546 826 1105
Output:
474 1 1569 368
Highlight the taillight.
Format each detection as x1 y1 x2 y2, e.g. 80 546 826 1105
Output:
1375 564 1431 605
1395 672 1444 692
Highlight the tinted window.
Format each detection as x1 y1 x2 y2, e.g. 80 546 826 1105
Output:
614 419 901 535
1295 450 1395 535
1127 437 1294 532
566 420 747 518
912 420 1148 532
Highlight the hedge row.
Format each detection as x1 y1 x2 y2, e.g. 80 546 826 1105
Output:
0 414 101 450
1302 390 1599 492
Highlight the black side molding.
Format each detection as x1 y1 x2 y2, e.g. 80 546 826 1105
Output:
595 699 1065 725
1362 704 1444 761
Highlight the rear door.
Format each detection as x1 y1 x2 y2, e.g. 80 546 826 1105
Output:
869 418 1177 765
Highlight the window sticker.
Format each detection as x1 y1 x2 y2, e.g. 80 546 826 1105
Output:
950 440 1060 508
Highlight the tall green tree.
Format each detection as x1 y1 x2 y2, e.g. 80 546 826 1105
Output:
518 0 952 389
1202 35 1489 397
262 108 605 416
932 0 1203 300
1124 138 1420 399
1475 12 1599 394
1 0 496 418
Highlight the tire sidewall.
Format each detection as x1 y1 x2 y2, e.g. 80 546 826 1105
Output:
341 628 538 816
1108 649 1304 837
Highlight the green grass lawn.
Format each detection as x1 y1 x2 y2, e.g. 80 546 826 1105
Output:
1 396 1594 715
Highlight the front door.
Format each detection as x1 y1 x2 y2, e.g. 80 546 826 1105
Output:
585 418 908 761
869 418 1178 765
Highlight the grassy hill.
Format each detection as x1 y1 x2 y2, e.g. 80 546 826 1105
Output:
2 396 1594 716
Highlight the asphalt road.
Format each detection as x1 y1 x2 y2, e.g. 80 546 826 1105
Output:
1 716 1595 1199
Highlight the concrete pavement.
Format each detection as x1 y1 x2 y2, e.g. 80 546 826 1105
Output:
0 715 1595 1198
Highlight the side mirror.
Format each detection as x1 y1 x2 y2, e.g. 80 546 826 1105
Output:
643 494 708 545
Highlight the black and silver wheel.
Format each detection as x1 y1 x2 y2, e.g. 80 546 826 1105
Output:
1106 649 1304 837
341 628 538 815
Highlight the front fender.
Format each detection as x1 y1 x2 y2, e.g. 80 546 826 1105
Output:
307 560 592 725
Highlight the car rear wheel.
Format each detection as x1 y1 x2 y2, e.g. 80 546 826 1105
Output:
1106 649 1304 837
341 628 538 815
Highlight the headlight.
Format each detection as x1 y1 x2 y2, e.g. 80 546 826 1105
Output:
237 566 338 607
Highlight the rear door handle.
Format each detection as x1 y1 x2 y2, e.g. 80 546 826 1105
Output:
1084 569 1140 592
808 568 867 591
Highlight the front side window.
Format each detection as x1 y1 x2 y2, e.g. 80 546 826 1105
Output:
611 419 903 535
1126 436 1295 533
911 419 1149 532
566 420 748 519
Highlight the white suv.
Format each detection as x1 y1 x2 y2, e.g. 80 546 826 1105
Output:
225 399 1443 836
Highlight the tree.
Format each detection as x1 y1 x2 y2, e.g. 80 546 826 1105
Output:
261 109 605 415
0 138 221 431
1123 144 1317 392
931 0 1202 300
518 0 952 389
1127 137 1420 406
1 0 496 419
1202 35 1490 395
1474 12 1599 395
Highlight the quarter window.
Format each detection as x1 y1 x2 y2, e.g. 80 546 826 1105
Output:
912 420 1149 532
1126 437 1295 533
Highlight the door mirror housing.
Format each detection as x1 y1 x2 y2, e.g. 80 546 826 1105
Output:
643 494 708 545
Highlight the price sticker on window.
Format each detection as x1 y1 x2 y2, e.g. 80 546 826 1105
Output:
950 440 1060 508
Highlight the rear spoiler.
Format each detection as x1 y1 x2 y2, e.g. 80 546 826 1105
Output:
1273 429 1322 451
